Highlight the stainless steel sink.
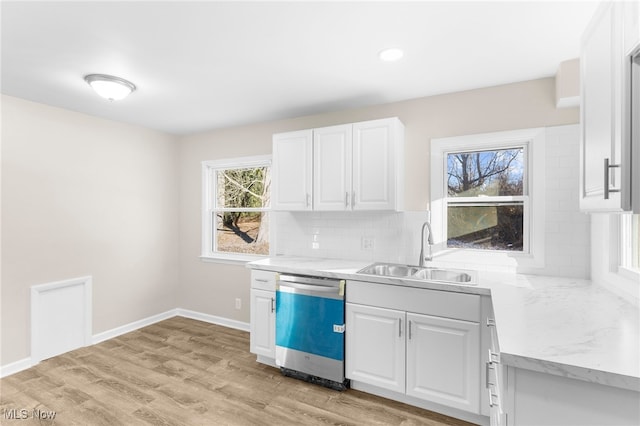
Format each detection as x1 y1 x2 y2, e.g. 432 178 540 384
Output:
356 262 477 285
357 263 422 277
412 268 475 283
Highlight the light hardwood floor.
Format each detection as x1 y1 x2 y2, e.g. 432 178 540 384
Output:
0 317 476 425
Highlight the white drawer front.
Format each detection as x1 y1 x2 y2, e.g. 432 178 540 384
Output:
346 280 480 322
251 270 277 291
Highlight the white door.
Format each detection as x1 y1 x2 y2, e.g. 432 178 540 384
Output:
272 130 313 210
352 118 400 210
250 289 275 358
345 303 405 393
313 124 352 210
406 312 480 413
580 2 626 212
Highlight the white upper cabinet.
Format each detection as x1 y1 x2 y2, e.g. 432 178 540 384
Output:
580 2 633 212
273 117 405 212
272 129 313 210
313 124 353 210
352 118 404 211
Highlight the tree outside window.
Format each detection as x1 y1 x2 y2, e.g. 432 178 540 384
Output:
446 147 526 251
202 156 271 260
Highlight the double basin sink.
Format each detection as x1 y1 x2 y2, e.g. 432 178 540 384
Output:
357 262 477 285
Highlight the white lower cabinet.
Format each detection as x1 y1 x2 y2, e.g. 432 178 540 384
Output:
484 301 508 426
345 303 405 393
406 313 480 412
345 280 481 416
250 288 275 358
507 367 640 426
249 270 276 362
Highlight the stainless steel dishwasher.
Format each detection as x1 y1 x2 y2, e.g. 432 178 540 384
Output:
275 273 348 390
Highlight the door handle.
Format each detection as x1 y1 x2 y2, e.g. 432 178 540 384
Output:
604 158 621 199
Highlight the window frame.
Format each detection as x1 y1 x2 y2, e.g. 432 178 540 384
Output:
430 128 545 269
201 155 272 264
619 214 640 281
445 147 529 252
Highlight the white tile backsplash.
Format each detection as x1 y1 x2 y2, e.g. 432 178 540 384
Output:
273 124 590 279
274 210 428 264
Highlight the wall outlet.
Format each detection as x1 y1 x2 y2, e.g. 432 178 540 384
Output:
235 298 241 310
361 236 375 250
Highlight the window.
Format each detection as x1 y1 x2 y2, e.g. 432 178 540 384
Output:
431 128 545 268
446 147 526 251
621 214 640 273
202 156 271 262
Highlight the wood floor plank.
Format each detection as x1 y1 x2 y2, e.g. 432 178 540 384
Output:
0 317 478 425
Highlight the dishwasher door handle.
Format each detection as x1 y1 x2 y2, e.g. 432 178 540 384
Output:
278 282 340 293
278 274 341 287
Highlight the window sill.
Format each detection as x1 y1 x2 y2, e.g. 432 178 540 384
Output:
430 246 543 272
199 253 269 265
618 266 640 284
597 267 640 307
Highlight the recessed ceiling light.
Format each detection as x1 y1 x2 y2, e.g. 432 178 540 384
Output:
84 74 136 101
378 48 404 62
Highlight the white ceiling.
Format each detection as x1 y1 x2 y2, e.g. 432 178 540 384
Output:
1 1 599 136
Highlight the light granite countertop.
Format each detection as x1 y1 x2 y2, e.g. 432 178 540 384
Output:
247 256 640 393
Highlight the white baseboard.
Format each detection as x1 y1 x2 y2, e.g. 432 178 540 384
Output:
92 309 179 345
0 357 33 379
176 308 250 332
1 308 248 378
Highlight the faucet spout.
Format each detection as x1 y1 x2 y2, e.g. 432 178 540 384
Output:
419 221 433 267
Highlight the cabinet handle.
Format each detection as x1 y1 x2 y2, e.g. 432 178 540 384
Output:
604 158 621 199
488 389 499 408
486 362 496 388
345 192 349 207
408 320 413 340
254 278 268 283
488 349 500 364
398 318 402 337
270 297 275 313
486 318 496 327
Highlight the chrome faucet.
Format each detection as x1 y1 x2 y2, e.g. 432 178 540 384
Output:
419 221 433 266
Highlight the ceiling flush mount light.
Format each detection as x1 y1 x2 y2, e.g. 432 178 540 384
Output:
84 74 136 101
378 48 404 62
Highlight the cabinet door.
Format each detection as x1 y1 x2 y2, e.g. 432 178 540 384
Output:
250 289 275 358
406 312 480 413
272 130 313 210
345 303 405 393
352 118 403 211
313 124 352 211
580 2 627 211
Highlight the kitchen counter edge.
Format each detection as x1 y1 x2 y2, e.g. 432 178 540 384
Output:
246 256 640 392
